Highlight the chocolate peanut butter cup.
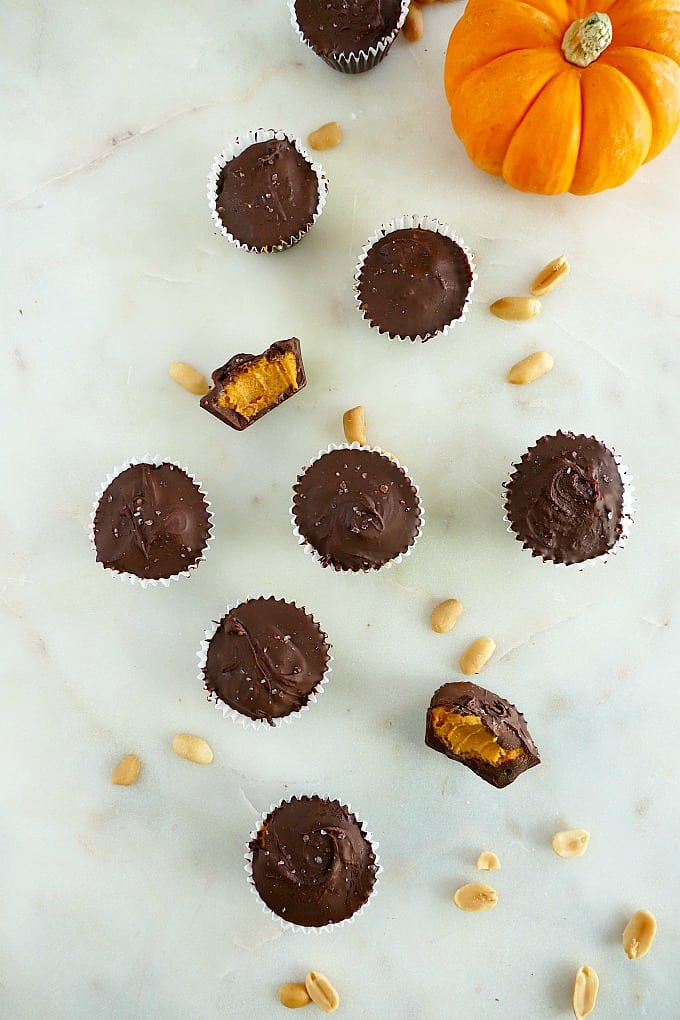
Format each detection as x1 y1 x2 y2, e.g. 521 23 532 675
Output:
198 596 331 728
90 459 213 587
289 0 409 74
425 682 540 788
504 431 633 566
200 338 306 431
208 129 328 253
291 444 423 572
354 215 476 342
246 795 380 930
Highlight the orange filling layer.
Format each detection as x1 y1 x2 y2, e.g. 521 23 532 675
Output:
217 350 298 420
430 707 522 766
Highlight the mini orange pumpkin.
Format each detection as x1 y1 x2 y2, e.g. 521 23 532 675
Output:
444 0 680 194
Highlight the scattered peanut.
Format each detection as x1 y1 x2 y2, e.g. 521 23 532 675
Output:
530 255 570 296
111 753 141 786
507 351 554 385
459 637 496 675
171 732 214 765
430 598 463 634
572 966 598 1019
551 829 590 859
453 882 499 912
168 361 210 396
622 909 657 960
490 296 542 321
305 972 339 1014
307 121 342 151
342 405 367 445
403 3 424 41
476 851 501 871
278 983 312 1009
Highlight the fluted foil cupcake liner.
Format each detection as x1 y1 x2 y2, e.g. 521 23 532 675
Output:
502 435 635 569
244 795 381 934
207 128 328 253
89 456 214 588
288 0 409 74
353 214 477 342
196 594 332 730
290 442 424 572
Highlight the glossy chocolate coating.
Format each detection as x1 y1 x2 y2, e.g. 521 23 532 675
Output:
294 0 403 58
200 338 306 431
425 682 540 788
357 227 473 340
505 432 625 565
215 138 319 251
93 463 211 580
292 448 421 571
249 796 378 927
203 597 330 724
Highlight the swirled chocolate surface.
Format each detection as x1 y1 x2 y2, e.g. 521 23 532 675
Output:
203 597 330 723
425 682 540 789
215 138 320 251
249 796 378 927
294 0 403 58
505 432 625 565
357 227 473 340
93 463 211 580
292 448 421 571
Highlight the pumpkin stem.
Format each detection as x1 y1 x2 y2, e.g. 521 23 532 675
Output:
561 12 612 68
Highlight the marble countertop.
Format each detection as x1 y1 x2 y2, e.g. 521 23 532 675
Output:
3 2 679 1017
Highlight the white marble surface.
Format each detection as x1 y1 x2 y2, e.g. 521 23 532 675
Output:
2 2 680 1017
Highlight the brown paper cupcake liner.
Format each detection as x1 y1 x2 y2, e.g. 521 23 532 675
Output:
288 0 409 74
89 456 213 588
244 795 381 934
290 442 424 572
502 434 634 568
196 594 332 730
353 214 477 342
207 128 328 253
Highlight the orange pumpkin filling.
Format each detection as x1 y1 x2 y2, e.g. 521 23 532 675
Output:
430 707 522 766
217 350 299 421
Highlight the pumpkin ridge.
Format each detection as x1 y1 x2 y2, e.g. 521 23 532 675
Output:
502 67 582 192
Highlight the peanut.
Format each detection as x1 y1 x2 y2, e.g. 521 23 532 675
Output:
572 966 598 1019
111 753 141 786
431 598 463 634
342 405 367 445
476 851 501 871
171 733 214 765
453 882 498 912
551 829 590 859
278 983 312 1009
168 361 210 396
507 351 554 385
530 255 570 296
622 909 657 960
403 3 424 41
459 637 496 676
490 296 541 321
305 972 339 1013
306 121 342 152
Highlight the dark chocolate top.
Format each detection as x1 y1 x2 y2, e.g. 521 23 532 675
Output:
292 448 421 571
203 597 330 724
93 463 211 580
215 137 320 251
200 338 306 432
357 227 473 340
294 0 403 57
505 432 625 565
249 796 378 927
425 681 540 789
